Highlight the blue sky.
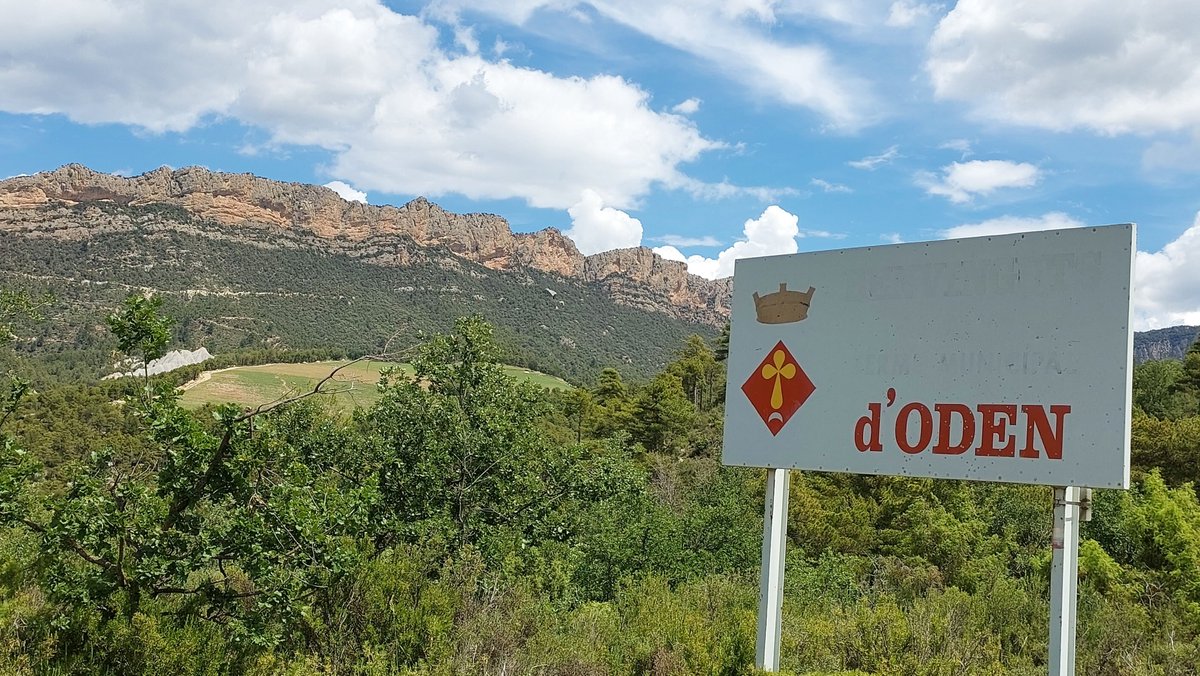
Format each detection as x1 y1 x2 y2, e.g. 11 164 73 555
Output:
1 0 1198 329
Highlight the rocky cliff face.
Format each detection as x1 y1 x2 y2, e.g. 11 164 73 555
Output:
584 248 731 325
0 165 730 326
1134 325 1200 363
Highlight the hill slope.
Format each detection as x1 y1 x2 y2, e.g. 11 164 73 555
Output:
0 201 713 383
178 360 568 411
0 164 730 327
2 165 1190 377
1134 325 1200 363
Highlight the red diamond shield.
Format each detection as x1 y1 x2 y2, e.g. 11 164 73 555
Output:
741 341 815 436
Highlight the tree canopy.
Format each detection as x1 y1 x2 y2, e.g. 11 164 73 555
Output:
1 302 1200 673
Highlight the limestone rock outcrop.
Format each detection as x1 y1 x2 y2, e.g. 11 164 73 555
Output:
0 165 732 327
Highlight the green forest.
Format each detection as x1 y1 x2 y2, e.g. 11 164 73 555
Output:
0 206 715 384
3 291 1200 675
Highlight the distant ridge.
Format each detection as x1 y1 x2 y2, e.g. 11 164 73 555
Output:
0 164 730 327
0 167 728 382
1134 325 1200 363
3 165 1192 375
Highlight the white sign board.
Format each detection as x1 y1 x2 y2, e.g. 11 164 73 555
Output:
722 225 1134 489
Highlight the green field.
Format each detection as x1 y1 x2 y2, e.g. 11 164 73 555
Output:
179 360 569 410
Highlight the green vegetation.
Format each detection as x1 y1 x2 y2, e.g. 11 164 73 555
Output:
1 293 1200 674
0 206 715 384
178 360 568 411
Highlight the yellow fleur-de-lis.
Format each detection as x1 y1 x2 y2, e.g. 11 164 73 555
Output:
760 349 796 410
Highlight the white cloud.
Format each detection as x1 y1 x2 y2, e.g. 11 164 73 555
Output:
927 0 1200 135
433 1 876 130
672 98 701 114
1135 213 1200 329
939 138 972 156
919 160 1040 203
665 205 801 279
0 1 722 210
565 189 644 255
675 176 798 203
453 23 479 53
653 245 687 262
848 145 899 170
940 211 1084 239
324 180 368 203
885 1 940 28
1143 133 1200 174
881 233 904 244
800 228 846 239
652 234 721 247
811 178 852 193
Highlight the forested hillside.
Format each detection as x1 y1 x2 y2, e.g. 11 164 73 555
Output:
0 204 713 384
0 169 1185 380
2 294 1200 674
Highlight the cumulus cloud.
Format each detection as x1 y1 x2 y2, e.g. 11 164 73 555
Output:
927 0 1200 134
1135 213 1200 329
848 145 899 170
324 180 368 203
940 211 1084 239
565 189 644 255
672 98 701 114
657 205 801 279
885 1 940 28
653 245 687 262
432 1 876 130
919 160 1040 203
0 1 721 210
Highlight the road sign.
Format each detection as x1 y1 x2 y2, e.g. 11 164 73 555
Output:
722 224 1135 489
724 224 1136 674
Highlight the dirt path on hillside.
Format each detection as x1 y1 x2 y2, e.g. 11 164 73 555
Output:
178 366 240 391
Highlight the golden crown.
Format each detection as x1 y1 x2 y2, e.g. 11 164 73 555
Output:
753 283 815 324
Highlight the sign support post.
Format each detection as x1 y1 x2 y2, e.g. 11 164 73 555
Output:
723 225 1134 670
1049 486 1081 675
756 467 790 671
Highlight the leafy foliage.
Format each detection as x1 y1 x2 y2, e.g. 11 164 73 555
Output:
0 212 714 384
106 295 173 368
3 300 1200 673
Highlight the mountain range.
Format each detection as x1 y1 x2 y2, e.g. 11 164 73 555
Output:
0 165 729 326
0 165 1194 383
0 165 730 382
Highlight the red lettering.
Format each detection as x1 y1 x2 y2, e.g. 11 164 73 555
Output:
932 403 975 455
895 402 933 454
1020 404 1071 460
855 403 883 452
975 404 1017 457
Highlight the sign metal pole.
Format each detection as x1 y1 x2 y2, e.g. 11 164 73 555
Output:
1049 485 1081 675
723 227 1132 673
756 467 790 671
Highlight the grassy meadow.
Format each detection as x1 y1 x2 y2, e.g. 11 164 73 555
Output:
179 359 569 410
